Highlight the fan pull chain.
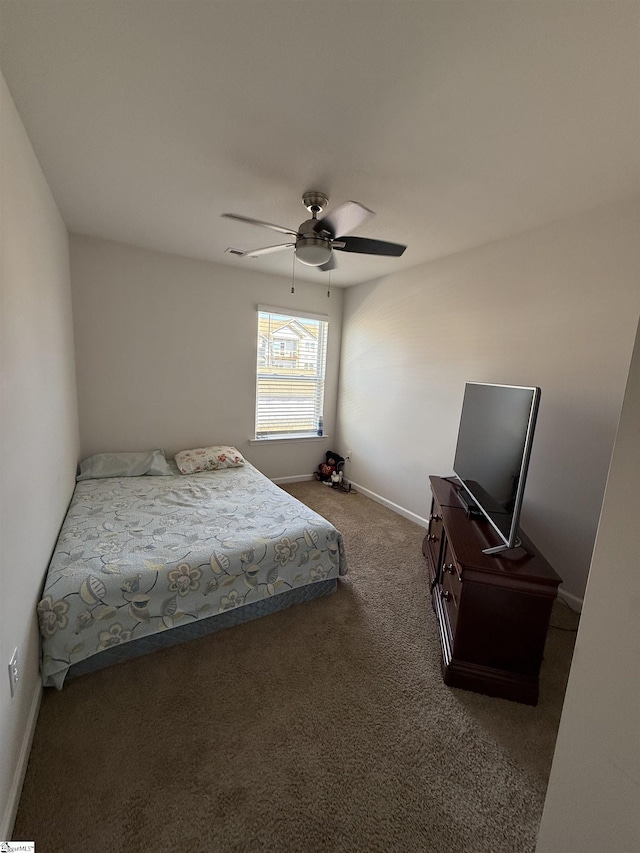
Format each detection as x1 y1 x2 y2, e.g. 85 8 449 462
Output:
327 268 331 299
291 251 296 294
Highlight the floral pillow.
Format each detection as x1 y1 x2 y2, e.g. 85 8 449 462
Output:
174 445 246 474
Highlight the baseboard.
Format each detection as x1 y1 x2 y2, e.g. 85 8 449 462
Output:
348 481 430 529
557 588 584 613
1 678 42 841
275 474 429 527
272 474 314 485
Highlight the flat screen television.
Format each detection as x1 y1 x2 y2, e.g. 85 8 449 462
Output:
452 382 541 554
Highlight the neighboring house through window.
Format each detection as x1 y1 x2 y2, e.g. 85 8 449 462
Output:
255 306 328 439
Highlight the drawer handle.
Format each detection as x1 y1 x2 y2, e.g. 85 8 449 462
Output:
427 534 437 542
440 589 452 602
442 563 456 574
429 514 442 522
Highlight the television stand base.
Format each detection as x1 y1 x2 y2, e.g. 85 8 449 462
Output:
482 538 522 555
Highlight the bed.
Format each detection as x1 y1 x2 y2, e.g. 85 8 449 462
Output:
38 456 347 688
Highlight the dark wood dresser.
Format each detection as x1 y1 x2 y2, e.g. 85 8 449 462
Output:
423 476 562 705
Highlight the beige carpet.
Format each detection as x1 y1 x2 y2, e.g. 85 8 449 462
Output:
13 481 578 852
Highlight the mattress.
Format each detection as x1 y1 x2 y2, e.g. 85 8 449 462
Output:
38 462 347 688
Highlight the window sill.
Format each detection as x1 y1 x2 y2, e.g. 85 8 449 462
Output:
250 435 329 445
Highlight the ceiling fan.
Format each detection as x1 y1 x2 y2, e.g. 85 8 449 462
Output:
222 191 406 271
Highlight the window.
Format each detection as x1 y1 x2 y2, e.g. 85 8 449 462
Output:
255 305 328 439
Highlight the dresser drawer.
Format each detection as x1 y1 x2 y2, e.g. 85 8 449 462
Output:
439 543 461 637
423 498 445 583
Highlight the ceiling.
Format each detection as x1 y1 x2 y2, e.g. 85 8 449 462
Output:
1 1 638 286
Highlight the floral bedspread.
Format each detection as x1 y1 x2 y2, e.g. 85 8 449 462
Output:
38 462 347 688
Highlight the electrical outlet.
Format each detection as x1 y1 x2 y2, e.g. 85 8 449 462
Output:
345 450 352 462
8 647 19 697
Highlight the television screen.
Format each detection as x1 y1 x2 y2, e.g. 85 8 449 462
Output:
453 383 541 550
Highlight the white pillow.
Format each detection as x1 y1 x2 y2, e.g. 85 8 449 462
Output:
77 450 173 481
174 445 245 474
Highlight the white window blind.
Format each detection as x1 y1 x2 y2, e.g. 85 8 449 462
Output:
255 307 328 439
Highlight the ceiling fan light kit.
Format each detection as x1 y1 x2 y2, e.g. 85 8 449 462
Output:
295 237 332 267
222 192 406 270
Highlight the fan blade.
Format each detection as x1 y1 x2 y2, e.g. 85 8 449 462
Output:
319 254 338 272
314 201 374 238
246 243 295 258
335 235 406 257
221 213 299 238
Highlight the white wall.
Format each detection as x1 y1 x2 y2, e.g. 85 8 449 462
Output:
535 318 639 853
337 198 639 600
69 235 343 481
0 72 79 836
